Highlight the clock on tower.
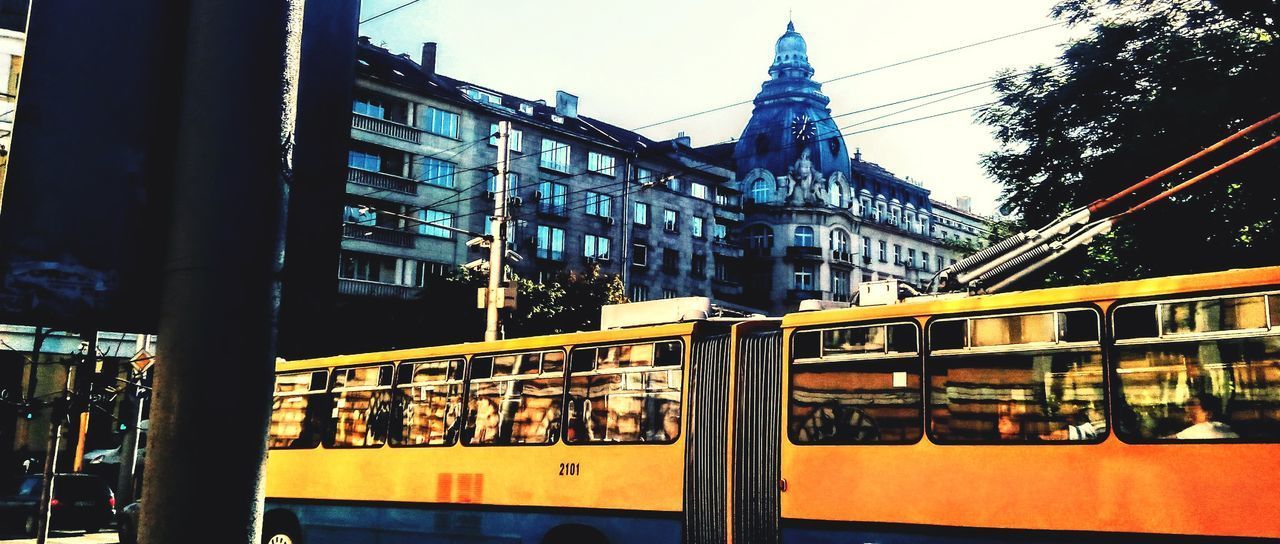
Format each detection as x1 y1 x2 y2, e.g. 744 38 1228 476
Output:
791 114 815 142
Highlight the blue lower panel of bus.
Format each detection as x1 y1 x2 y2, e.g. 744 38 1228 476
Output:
268 499 681 544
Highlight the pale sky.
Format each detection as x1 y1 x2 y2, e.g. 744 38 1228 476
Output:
358 0 1085 215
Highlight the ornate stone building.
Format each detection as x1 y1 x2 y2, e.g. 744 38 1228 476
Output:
704 22 985 315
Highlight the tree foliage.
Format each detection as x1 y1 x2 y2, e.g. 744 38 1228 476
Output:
454 264 627 337
980 0 1280 286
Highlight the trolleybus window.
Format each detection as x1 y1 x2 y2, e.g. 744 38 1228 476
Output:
463 350 565 446
1112 292 1280 441
269 370 329 449
390 358 465 446
324 364 394 448
927 309 1106 444
789 323 922 444
566 340 683 444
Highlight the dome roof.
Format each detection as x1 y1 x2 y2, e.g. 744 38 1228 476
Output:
772 21 809 66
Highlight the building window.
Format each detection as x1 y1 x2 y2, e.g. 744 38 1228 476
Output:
631 285 649 301
937 255 945 271
662 289 678 299
794 264 816 291
588 152 616 176
662 248 679 274
691 254 706 277
418 209 453 238
907 248 916 268
422 106 460 139
691 182 709 200
862 236 871 258
878 240 888 262
540 138 571 172
585 191 612 218
584 234 610 260
922 252 930 272
343 204 377 226
893 244 903 265
715 260 730 282
829 183 844 208
832 270 850 301
752 178 773 203
518 103 534 115
633 244 648 267
794 226 816 247
713 222 727 241
537 181 567 215
487 123 523 152
860 197 872 217
691 217 704 238
352 98 385 119
536 225 565 261
830 229 850 253
634 202 649 226
663 209 679 233
486 172 520 195
636 167 657 184
418 157 456 188
666 176 680 192
466 88 502 105
348 150 381 172
749 224 774 250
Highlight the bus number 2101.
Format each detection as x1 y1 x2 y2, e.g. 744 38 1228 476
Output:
558 463 580 476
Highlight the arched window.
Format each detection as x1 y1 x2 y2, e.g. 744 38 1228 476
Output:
829 183 844 208
793 226 816 247
829 229 850 253
748 224 774 250
752 178 773 203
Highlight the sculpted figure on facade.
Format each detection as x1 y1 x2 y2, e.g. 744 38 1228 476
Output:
782 148 826 206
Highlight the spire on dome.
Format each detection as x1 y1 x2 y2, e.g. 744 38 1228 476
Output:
770 19 813 79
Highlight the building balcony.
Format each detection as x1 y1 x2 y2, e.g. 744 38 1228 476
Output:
830 249 854 264
785 245 824 262
787 288 823 301
343 224 414 248
713 208 745 223
347 168 418 195
712 240 745 258
352 113 422 144
338 278 421 300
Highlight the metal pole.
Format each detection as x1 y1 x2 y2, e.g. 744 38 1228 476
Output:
72 331 96 473
619 154 634 296
117 333 147 506
484 120 512 342
36 347 80 543
140 1 304 542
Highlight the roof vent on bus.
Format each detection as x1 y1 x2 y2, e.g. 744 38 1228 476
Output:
797 299 852 312
858 280 904 306
600 297 712 329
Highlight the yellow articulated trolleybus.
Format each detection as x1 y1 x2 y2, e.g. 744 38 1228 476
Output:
260 266 1280 544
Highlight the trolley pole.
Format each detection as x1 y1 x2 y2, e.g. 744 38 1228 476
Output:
484 120 512 342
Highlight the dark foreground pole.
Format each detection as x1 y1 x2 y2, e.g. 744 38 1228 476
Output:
140 1 304 543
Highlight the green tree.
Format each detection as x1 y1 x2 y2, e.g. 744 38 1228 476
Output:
449 264 627 337
980 0 1280 287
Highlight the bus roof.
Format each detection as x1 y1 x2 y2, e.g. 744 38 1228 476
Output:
277 321 702 372
782 265 1280 329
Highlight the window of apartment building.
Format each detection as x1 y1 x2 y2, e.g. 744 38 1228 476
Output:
666 176 680 192
540 138 571 172
588 152 616 176
487 122 523 152
692 254 707 277
419 157 456 188
518 103 535 115
537 181 568 215
633 244 648 267
752 178 773 203
663 209 679 233
893 244 903 264
486 172 520 195
691 217 704 238
830 229 850 253
585 191 612 218
417 209 453 239
422 106 460 139
467 88 502 106
829 183 844 208
662 289 678 300
862 236 871 258
584 234 611 261
691 182 709 200
343 204 376 226
713 221 727 241
937 255 945 272
348 150 381 172
860 196 872 217
907 248 916 268
536 225 565 261
352 98 385 119
663 248 679 274
339 251 421 286
832 270 850 302
631 285 649 302
878 240 888 262
794 226 816 247
714 260 730 282
749 225 774 250
794 264 816 291
875 202 886 222
634 202 649 226
922 252 930 272
636 167 657 184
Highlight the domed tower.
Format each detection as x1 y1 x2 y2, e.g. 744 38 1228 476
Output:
733 21 851 189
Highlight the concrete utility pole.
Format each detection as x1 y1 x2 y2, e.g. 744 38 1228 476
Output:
36 333 89 544
484 120 512 342
139 1 303 543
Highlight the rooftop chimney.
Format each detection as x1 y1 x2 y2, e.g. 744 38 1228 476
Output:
675 131 691 147
853 147 862 162
420 42 437 75
555 90 578 119
956 195 973 212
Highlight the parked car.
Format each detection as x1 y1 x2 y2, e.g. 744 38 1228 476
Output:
0 473 116 535
118 501 140 544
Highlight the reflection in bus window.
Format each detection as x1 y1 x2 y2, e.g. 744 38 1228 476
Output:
269 370 330 449
928 309 1106 443
325 365 394 448
391 359 465 446
1113 292 1280 441
566 340 683 444
790 323 921 444
464 350 564 446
